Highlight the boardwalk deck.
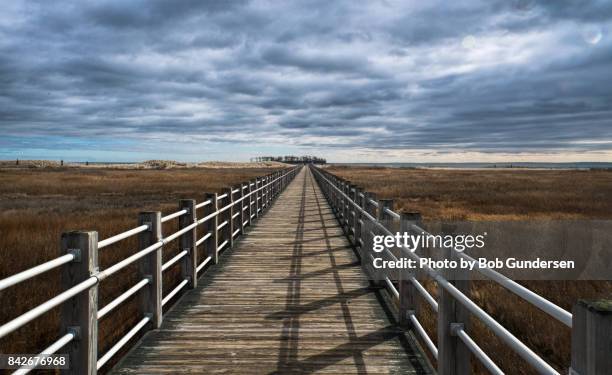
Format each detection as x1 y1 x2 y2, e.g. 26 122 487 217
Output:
114 167 429 374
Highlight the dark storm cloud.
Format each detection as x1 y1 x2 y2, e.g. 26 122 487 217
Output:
0 0 611 159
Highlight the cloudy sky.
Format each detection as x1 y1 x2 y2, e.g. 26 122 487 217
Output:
1 0 611 162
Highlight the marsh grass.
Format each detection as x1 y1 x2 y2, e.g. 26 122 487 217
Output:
328 166 612 374
0 167 281 373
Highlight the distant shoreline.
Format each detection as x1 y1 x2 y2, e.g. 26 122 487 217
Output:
3 160 611 170
0 159 290 169
331 162 612 170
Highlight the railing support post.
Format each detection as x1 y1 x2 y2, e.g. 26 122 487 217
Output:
254 178 260 218
348 184 357 244
361 192 376 264
179 199 197 288
225 187 234 248
272 172 277 197
438 224 470 375
571 299 612 375
240 183 246 233
399 212 421 327
342 181 351 232
61 231 98 375
265 175 270 208
204 193 218 264
248 180 254 225
374 199 393 285
337 178 343 214
261 176 266 210
377 199 393 221
138 211 162 328
354 187 363 252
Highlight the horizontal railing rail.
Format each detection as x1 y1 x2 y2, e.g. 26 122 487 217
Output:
310 165 609 375
0 165 301 374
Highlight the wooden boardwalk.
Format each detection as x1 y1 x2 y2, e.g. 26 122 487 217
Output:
114 167 428 374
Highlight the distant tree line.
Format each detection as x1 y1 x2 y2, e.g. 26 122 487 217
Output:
251 155 326 164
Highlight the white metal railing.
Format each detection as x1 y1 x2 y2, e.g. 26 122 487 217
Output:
0 165 301 374
0 253 76 291
98 278 150 319
310 165 597 375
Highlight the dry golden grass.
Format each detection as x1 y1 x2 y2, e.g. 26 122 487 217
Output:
327 166 612 220
0 166 282 372
328 166 612 374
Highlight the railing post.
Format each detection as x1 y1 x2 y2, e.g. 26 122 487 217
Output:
239 183 246 234
377 199 393 222
262 176 266 209
348 184 358 245
203 193 218 264
254 178 260 218
138 211 162 328
261 176 266 210
571 299 612 374
342 181 351 238
361 192 376 262
336 178 342 214
341 181 349 231
438 224 471 375
266 175 271 207
179 199 197 288
399 212 421 327
374 198 393 285
248 180 254 225
346 182 353 231
354 187 363 251
338 178 344 215
61 231 98 375
224 187 234 249
342 181 348 234
330 176 337 212
261 176 266 211
329 176 335 211
273 172 277 197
